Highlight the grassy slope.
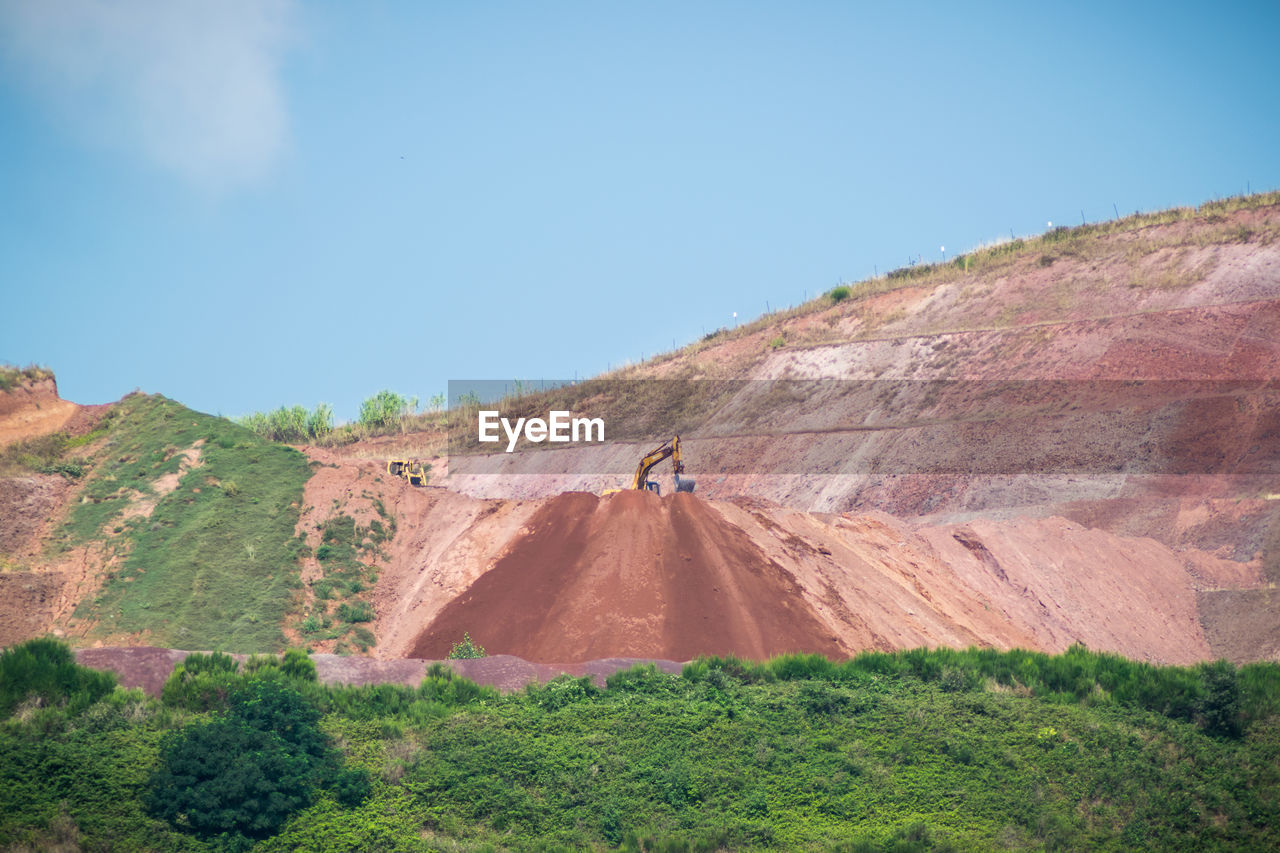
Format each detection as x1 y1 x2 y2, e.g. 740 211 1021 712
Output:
58 393 312 652
1 646 1278 851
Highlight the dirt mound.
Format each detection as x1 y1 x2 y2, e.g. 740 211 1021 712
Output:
410 490 845 662
387 490 1261 666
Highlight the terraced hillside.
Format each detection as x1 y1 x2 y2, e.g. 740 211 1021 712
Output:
2 195 1277 668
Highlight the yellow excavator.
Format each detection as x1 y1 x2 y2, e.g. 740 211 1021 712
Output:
387 459 429 487
607 435 695 496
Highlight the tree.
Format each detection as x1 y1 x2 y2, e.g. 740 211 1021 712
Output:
147 679 368 840
146 717 316 838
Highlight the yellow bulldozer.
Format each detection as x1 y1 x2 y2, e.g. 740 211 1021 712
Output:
606 435 695 496
387 459 429 487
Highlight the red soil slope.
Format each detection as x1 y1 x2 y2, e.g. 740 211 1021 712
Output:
410 490 845 662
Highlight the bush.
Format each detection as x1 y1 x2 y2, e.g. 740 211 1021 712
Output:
236 403 335 443
526 674 600 710
336 601 375 623
446 632 486 659
798 681 849 716
358 390 415 430
160 651 241 711
0 637 117 718
305 403 333 440
148 679 364 840
147 683 327 840
147 717 314 837
1199 660 1243 738
829 286 851 303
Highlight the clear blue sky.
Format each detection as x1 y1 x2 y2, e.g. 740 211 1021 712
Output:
2 1 1278 421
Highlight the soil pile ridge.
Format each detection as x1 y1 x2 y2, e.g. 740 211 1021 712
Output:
391 486 1262 665
410 490 845 662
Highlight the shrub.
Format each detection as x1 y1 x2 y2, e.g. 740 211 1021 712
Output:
147 681 337 840
358 390 415 430
526 674 601 710
0 637 117 718
446 632 486 659
236 403 335 443
160 651 241 711
147 717 316 838
352 626 377 651
798 681 849 716
1199 660 1243 738
337 601 375 623
829 286 851 303
305 403 333 439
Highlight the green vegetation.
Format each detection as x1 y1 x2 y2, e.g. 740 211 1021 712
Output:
0 432 88 479
0 637 116 718
58 393 313 652
828 285 851 303
3 639 1278 850
148 670 368 842
240 390 451 447
0 363 54 392
299 500 394 653
446 632 487 660
0 384 113 479
236 403 334 443
358 389 417 430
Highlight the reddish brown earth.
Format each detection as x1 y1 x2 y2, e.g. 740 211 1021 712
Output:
5 203 1280 672
271 443 1257 666
409 490 845 662
0 378 77 445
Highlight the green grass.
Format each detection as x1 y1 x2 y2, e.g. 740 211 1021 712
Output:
299 500 394 653
58 393 313 652
3 641 1278 851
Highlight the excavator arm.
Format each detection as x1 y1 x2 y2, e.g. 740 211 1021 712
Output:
629 436 694 494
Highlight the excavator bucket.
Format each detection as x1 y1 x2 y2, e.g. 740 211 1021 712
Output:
675 474 695 493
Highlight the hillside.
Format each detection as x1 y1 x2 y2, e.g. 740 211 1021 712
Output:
4 639 1280 851
1 195 1278 669
0 387 311 652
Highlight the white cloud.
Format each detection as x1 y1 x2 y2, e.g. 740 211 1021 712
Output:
0 0 298 191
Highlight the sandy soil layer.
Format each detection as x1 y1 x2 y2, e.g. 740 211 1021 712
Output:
380 487 1261 666
0 379 78 445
